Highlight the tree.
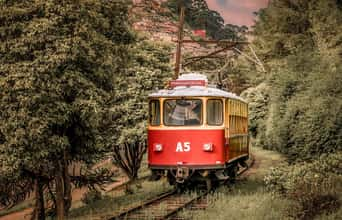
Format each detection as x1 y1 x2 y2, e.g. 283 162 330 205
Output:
109 37 172 191
0 0 133 218
165 0 246 40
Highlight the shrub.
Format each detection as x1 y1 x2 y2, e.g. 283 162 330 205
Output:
81 190 103 205
241 83 269 147
264 152 342 219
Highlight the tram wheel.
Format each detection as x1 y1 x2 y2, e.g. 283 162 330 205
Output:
227 164 238 183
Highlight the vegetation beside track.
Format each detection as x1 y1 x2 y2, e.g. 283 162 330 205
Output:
178 147 342 220
67 147 285 219
0 155 152 219
68 180 172 220
65 154 170 219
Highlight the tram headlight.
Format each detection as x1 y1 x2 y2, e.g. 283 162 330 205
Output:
203 143 213 152
153 143 163 152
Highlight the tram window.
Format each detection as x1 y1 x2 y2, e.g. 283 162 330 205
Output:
149 100 160 126
207 99 223 125
164 99 202 126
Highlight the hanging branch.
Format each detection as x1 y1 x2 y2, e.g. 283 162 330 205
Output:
248 45 266 72
233 46 266 72
70 168 116 191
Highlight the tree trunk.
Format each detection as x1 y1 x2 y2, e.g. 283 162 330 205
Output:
63 151 72 215
55 162 64 220
32 178 45 220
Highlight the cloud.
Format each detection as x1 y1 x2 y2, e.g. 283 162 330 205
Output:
207 0 269 26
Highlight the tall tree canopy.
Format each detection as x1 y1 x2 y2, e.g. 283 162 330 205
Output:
0 0 133 218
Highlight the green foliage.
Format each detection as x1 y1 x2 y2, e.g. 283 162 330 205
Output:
109 36 172 179
0 0 133 212
184 52 255 95
241 83 269 147
111 37 172 146
265 152 342 219
81 190 103 205
247 0 342 160
245 3 342 218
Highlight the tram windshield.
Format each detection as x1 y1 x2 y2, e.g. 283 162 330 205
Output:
164 99 202 126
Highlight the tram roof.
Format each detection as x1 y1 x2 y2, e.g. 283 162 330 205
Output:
148 73 246 102
149 86 246 102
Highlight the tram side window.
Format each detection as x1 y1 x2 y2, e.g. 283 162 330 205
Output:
149 100 160 126
207 99 223 125
229 100 233 134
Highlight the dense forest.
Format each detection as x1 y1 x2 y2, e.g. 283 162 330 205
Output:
242 0 342 218
0 0 341 219
243 0 342 160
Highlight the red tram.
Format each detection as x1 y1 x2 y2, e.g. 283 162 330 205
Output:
148 73 249 188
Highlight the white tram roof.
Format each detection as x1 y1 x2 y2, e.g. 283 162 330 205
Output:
149 73 246 103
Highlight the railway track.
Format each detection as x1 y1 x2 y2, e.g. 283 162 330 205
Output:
107 156 254 220
107 190 208 220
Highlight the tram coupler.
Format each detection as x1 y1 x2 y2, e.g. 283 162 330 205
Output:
176 167 189 183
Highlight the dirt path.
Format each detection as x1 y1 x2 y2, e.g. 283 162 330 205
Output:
0 208 32 220
243 146 286 179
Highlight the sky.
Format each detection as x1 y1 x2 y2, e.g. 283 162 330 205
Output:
206 0 269 27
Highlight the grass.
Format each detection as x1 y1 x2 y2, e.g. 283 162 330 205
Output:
67 178 172 220
138 153 152 178
178 146 292 220
179 180 292 220
179 147 342 220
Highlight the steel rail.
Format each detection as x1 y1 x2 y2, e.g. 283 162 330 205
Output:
107 190 177 220
160 191 209 220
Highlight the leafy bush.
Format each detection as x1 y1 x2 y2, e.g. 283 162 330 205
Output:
81 190 103 205
241 83 269 147
265 152 342 219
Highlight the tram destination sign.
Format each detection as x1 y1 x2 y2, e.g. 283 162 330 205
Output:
169 80 206 88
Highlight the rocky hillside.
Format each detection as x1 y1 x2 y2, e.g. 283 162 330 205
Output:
130 0 204 54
